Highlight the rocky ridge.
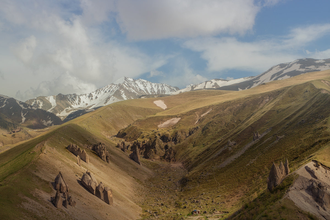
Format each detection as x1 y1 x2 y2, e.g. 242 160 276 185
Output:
26 77 178 120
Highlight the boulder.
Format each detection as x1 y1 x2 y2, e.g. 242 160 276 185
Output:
81 150 89 164
54 190 62 208
103 187 113 205
81 172 98 195
96 182 105 201
68 195 76 207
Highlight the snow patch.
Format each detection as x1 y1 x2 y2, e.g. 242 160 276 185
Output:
153 100 167 110
21 111 28 123
45 96 57 111
158 118 181 128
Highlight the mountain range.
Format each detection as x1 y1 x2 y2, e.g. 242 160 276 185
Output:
24 58 330 121
175 58 330 93
0 94 62 130
1 59 330 219
26 77 178 120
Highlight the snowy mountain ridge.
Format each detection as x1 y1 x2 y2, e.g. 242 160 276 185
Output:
173 58 330 94
26 77 178 119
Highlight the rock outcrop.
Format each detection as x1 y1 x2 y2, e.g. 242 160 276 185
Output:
96 182 105 200
267 160 290 191
287 161 330 219
253 132 261 141
67 144 89 163
77 155 81 166
103 187 114 205
88 143 111 163
129 141 141 165
54 190 62 208
52 172 75 209
80 171 113 205
163 146 176 162
81 171 98 195
307 180 330 210
116 141 131 152
55 172 68 193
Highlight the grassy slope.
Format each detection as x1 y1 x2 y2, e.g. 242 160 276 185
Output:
0 98 163 219
116 70 330 219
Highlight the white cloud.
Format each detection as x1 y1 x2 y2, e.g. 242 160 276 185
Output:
13 36 37 65
0 0 169 99
149 70 163 77
16 73 97 100
80 0 115 25
183 24 330 74
115 0 260 40
261 0 284 7
0 71 4 80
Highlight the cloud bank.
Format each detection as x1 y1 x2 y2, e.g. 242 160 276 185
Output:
0 0 329 100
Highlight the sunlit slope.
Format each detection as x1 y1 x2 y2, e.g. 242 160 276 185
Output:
115 70 330 218
0 122 153 220
156 69 330 116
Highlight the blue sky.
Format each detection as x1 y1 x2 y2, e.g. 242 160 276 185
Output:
0 0 330 100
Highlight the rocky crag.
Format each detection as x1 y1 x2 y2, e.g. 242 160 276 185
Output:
87 143 111 163
80 171 113 205
267 159 290 191
52 172 76 208
116 126 199 163
67 144 89 163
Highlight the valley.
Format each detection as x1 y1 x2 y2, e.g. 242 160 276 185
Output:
1 69 330 219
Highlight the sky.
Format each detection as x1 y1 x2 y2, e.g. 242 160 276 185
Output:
0 0 330 100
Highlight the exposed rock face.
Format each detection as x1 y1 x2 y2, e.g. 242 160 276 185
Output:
96 182 105 201
308 180 330 210
268 160 290 191
88 143 111 163
54 190 62 208
104 187 114 205
116 141 130 152
287 161 330 219
81 171 98 195
129 142 141 165
52 172 75 209
55 172 68 193
67 144 89 163
163 146 176 162
80 172 113 205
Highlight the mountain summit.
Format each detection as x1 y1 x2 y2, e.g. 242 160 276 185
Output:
26 77 178 120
